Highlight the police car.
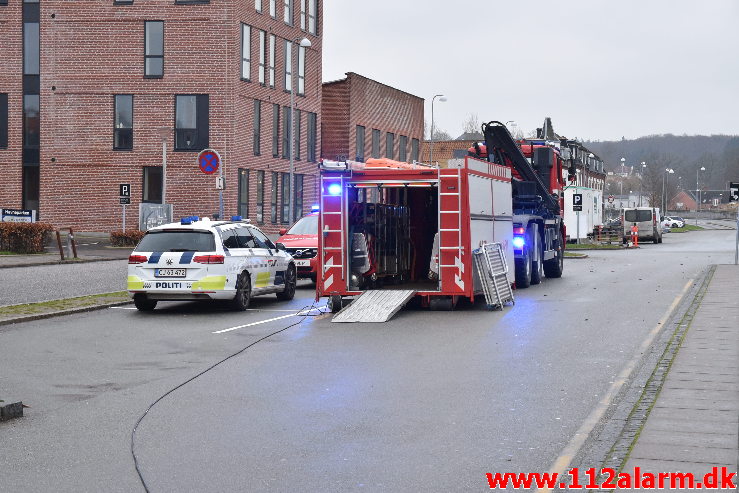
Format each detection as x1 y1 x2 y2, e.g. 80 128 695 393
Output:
127 216 296 311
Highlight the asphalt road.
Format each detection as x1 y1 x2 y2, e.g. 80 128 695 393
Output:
0 260 128 306
0 228 736 492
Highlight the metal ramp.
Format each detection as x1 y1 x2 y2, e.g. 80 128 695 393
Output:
473 243 514 310
332 290 416 323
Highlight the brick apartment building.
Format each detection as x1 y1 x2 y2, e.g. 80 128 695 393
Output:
0 0 322 234
321 72 423 164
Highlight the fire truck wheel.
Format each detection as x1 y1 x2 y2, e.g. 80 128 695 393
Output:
530 231 543 285
429 296 455 311
515 246 532 289
328 295 343 313
543 242 564 278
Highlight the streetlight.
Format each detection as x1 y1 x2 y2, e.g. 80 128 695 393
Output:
662 168 674 213
620 157 626 176
156 127 170 208
429 94 447 165
696 165 705 225
639 162 646 206
288 36 312 225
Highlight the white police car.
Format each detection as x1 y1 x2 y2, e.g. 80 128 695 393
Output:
127 216 296 311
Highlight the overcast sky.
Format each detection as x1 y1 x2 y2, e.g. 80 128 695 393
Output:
323 0 739 142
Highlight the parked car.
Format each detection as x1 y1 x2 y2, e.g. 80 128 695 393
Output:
277 210 319 282
127 216 296 311
664 216 685 228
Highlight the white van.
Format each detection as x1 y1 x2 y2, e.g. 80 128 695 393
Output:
622 207 662 244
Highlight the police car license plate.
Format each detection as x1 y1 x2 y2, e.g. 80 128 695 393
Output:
294 259 310 267
155 268 186 278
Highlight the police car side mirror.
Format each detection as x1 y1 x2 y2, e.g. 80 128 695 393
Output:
275 242 287 251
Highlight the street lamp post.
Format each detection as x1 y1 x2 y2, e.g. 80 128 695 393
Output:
156 127 170 217
620 157 626 176
429 94 447 165
639 162 646 206
662 168 674 213
288 37 312 225
696 166 705 225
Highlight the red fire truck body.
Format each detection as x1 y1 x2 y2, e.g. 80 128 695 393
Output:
316 156 514 311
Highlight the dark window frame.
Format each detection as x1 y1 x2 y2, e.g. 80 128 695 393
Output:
142 166 163 203
294 174 303 220
294 109 301 160
371 129 380 159
144 20 164 79
0 93 7 149
238 168 250 218
280 172 290 223
385 132 394 159
411 138 419 162
307 112 317 162
272 103 279 157
282 106 291 159
356 125 365 162
256 170 265 224
399 135 408 162
174 94 209 151
271 171 278 223
113 94 133 151
253 99 261 156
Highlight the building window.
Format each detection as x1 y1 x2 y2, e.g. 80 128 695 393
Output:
411 138 419 162
269 0 276 18
238 169 250 218
282 106 291 159
300 0 306 30
253 99 261 156
241 24 251 80
255 0 262 12
371 129 380 159
399 135 407 162
356 125 365 162
280 172 290 223
0 94 7 149
272 103 279 157
294 174 303 219
309 0 317 35
256 170 265 224
144 21 164 78
114 95 133 150
175 95 209 151
307 112 317 162
271 171 278 223
294 109 301 160
258 30 266 84
284 40 292 92
143 166 163 203
283 0 293 25
23 94 40 155
298 45 306 95
268 35 276 88
24 22 40 75
385 132 394 159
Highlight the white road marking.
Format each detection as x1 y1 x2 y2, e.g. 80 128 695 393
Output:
110 306 136 310
537 278 694 492
212 314 297 334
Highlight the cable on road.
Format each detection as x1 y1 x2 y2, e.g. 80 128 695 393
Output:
130 302 329 493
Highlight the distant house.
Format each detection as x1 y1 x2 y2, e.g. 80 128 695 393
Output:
669 189 732 211
669 191 697 211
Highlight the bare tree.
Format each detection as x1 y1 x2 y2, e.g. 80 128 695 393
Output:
432 128 452 141
462 113 480 134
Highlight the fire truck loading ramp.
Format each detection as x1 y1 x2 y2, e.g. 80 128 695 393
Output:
331 290 417 323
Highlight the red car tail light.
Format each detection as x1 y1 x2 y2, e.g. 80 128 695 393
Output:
513 227 525 235
193 255 225 264
128 255 148 264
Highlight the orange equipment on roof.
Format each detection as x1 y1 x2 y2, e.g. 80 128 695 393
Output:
365 158 423 170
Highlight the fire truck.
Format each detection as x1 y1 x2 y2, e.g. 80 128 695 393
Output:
316 121 566 320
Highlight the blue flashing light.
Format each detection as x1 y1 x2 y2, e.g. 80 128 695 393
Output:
512 236 525 249
231 215 242 221
190 216 199 222
181 217 193 225
311 204 320 212
327 183 342 196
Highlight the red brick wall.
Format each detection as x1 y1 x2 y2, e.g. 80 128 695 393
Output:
321 72 423 163
1 0 322 234
0 1 24 209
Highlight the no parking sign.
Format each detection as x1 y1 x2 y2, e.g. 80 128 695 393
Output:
198 149 221 175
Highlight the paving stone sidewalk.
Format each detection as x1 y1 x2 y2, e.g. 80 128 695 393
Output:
619 264 739 489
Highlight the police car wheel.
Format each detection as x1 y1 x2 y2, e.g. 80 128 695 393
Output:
133 295 157 311
277 265 296 301
230 272 251 311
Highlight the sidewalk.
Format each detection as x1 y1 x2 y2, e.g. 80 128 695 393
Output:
0 234 131 268
621 264 739 486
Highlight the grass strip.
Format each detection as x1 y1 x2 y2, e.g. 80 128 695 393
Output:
0 291 130 320
669 224 704 233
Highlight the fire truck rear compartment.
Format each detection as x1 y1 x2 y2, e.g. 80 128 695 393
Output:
347 185 439 292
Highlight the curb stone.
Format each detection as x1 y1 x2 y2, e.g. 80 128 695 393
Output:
0 299 133 328
0 257 127 269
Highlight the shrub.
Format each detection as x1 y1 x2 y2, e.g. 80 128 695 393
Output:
110 230 145 247
0 222 54 254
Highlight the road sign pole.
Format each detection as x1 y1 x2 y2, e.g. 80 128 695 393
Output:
219 161 224 220
576 211 580 244
123 204 126 231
